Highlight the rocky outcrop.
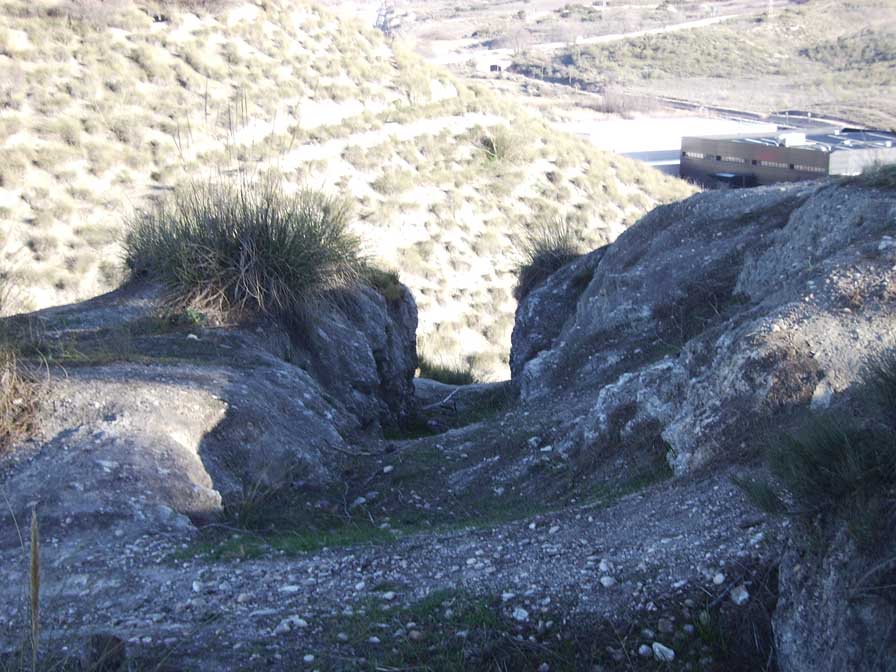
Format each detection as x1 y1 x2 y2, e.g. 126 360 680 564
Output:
774 527 896 672
510 248 605 380
511 181 896 474
286 286 418 431
0 281 417 546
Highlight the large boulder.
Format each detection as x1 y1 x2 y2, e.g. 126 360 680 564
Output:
0 281 417 547
512 181 896 474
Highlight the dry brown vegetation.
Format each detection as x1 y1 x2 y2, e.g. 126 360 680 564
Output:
0 272 36 455
513 0 896 128
0 0 692 377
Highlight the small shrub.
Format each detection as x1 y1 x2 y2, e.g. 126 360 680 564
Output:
418 354 478 386
477 126 521 162
123 179 365 324
513 216 582 301
738 416 896 549
848 163 896 189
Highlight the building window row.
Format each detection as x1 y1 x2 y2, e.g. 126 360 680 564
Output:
683 152 748 163
683 153 826 173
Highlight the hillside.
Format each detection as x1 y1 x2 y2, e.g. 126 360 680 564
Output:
513 0 896 128
2 175 894 671
0 0 691 377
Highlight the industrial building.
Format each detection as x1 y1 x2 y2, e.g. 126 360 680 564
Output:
679 127 896 188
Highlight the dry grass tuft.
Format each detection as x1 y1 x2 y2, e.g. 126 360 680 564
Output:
123 178 366 324
0 349 34 455
513 216 583 301
0 272 38 456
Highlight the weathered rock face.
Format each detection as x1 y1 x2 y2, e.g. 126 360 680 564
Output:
0 282 417 547
512 181 896 474
510 248 606 380
774 527 896 672
286 286 418 431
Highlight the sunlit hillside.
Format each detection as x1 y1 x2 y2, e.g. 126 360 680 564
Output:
0 0 693 376
514 0 896 129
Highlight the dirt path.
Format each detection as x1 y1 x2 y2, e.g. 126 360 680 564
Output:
0 389 780 670
424 13 747 72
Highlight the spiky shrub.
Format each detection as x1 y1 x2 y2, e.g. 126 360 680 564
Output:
852 162 896 190
418 354 478 386
513 216 582 301
859 347 896 426
124 179 365 324
738 418 896 548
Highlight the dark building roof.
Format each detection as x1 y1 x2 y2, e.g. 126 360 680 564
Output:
683 127 896 153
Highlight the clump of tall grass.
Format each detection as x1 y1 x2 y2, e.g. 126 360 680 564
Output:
478 126 521 162
0 349 33 455
123 179 366 325
736 349 896 550
513 216 582 301
418 354 478 386
847 162 896 190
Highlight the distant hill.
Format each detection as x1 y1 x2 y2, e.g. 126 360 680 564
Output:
0 0 692 376
513 0 896 129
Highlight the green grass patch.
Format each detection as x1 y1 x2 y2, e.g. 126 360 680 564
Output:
124 178 365 325
177 522 401 561
328 589 541 672
418 354 478 386
382 417 440 441
849 162 896 190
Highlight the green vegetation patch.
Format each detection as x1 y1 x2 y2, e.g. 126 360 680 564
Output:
567 27 778 81
736 348 896 552
418 354 479 386
514 216 583 301
178 522 401 562
803 29 896 69
124 179 365 324
849 163 896 190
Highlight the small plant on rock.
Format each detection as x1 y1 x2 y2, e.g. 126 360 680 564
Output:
736 349 896 550
123 178 366 325
418 353 478 386
513 215 582 301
